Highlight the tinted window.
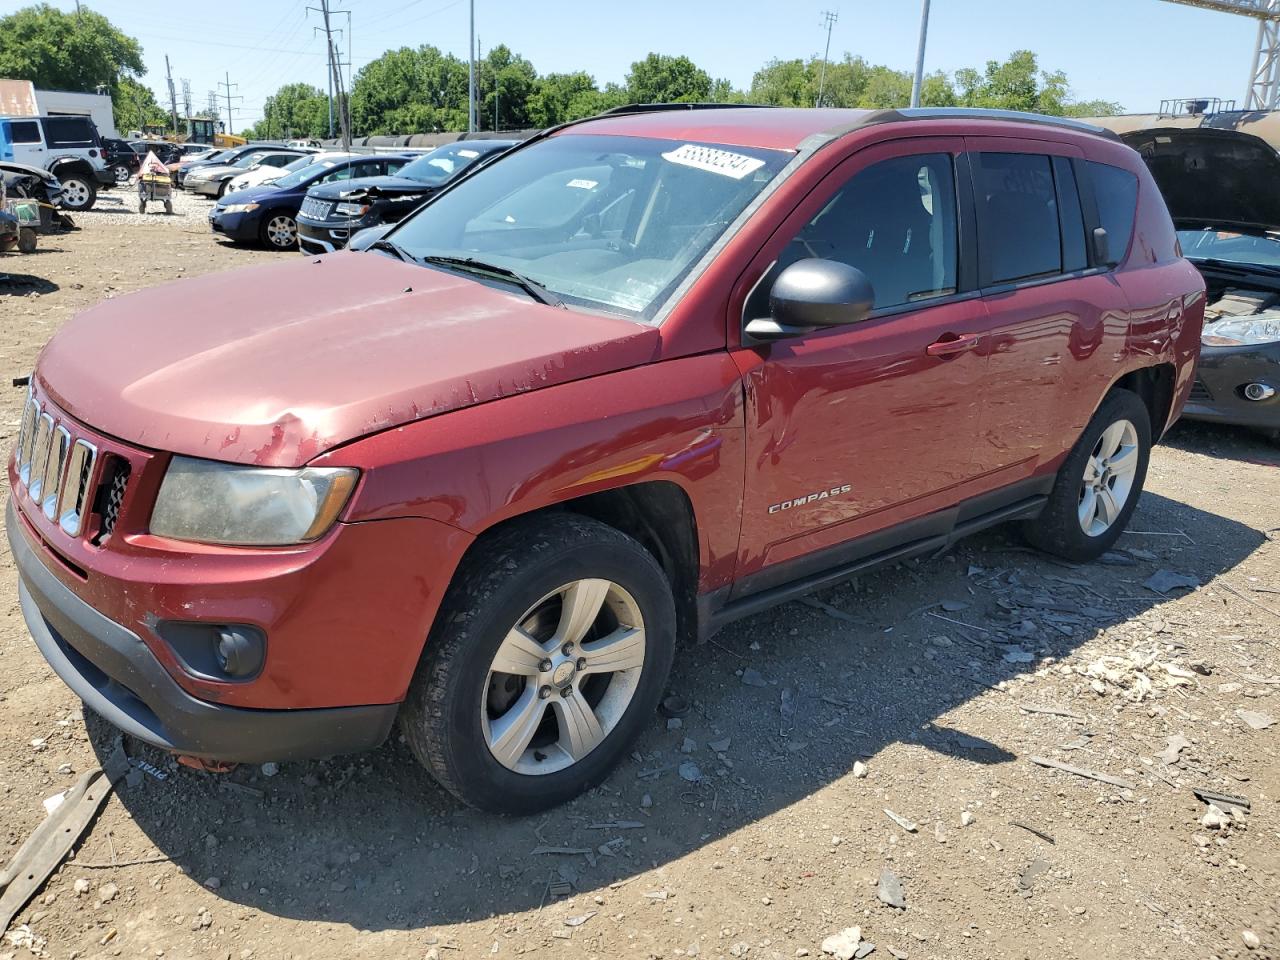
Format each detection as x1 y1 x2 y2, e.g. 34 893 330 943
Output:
43 117 96 147
976 153 1061 283
8 120 40 144
1088 161 1139 264
1053 157 1088 273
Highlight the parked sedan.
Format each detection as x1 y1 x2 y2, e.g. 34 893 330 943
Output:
187 149 311 199
210 153 414 249
297 139 515 254
226 150 354 194
172 142 290 188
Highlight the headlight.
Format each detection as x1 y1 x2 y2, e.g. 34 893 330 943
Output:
222 203 259 213
1202 313 1280 347
186 171 210 182
151 457 358 546
335 201 370 216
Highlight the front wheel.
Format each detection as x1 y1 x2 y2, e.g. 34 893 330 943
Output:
58 176 96 212
1022 387 1151 562
112 163 131 184
260 212 298 249
400 515 676 813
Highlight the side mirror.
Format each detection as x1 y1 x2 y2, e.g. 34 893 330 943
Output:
745 258 876 341
350 221 395 252
1092 226 1114 266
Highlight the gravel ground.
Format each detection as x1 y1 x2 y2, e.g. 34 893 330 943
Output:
0 217 1278 960
74 179 219 228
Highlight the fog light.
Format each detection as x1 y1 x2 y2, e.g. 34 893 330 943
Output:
1243 382 1276 401
157 621 265 682
214 628 263 678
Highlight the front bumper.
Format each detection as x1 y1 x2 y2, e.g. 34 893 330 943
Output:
10 500 397 762
188 177 229 197
1182 341 1280 432
297 217 360 254
208 206 259 242
93 168 116 187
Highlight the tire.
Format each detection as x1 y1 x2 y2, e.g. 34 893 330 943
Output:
17 228 36 254
260 212 298 250
112 163 130 184
216 179 232 199
1022 387 1151 562
58 176 96 212
401 514 677 814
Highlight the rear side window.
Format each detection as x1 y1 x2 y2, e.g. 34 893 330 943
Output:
1052 157 1088 273
974 153 1061 283
8 121 41 144
1088 161 1139 263
42 117 97 147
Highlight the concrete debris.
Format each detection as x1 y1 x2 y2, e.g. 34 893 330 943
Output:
877 868 906 909
563 911 596 927
708 738 731 753
678 762 703 783
855 943 876 959
741 669 769 688
1000 647 1035 664
1028 756 1136 790
1016 858 1051 892
1078 649 1196 702
883 809 918 833
820 927 862 960
960 811 975 827
260 762 280 777
1242 930 1261 950
680 738 697 754
852 761 868 779
1158 733 1192 765
1236 709 1275 731
1143 570 1199 594
96 882 118 905
72 879 89 895
1201 804 1233 830
666 717 684 731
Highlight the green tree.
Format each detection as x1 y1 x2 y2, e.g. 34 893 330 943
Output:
350 45 469 135
0 3 144 94
625 53 712 103
749 58 815 106
248 82 329 140
112 75 167 134
1063 99 1125 118
954 50 1098 116
526 71 599 127
478 45 537 131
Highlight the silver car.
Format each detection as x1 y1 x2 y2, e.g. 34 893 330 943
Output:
186 149 311 199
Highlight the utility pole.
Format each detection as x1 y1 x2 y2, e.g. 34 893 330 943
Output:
181 79 192 122
910 0 932 108
816 10 838 107
218 73 242 137
308 0 341 138
468 0 476 132
164 55 179 137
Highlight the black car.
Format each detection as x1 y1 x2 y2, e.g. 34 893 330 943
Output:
1117 126 1280 442
296 139 516 254
128 140 184 165
210 152 414 250
175 142 289 187
101 138 141 183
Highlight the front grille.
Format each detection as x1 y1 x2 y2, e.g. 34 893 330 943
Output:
1188 379 1213 403
14 386 118 539
300 196 332 220
96 460 131 543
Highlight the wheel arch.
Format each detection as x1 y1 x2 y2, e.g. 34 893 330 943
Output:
1110 363 1177 439
47 156 94 180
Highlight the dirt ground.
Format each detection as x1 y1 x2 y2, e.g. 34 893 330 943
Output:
1 201 1278 960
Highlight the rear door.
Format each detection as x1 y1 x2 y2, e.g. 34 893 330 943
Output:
964 139 1132 483
732 139 992 593
3 119 46 168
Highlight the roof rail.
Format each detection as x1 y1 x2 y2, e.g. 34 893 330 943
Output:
883 107 1121 140
600 102 775 116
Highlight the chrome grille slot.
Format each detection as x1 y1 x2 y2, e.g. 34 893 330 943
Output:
27 412 54 502
96 460 130 543
42 425 71 520
301 197 332 220
57 440 98 536
15 392 37 484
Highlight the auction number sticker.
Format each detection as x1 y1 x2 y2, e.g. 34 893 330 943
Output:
661 144 765 179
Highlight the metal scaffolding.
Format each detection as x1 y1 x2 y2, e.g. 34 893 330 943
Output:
1161 0 1280 109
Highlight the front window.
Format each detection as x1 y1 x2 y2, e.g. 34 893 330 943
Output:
397 143 496 187
388 134 791 319
1178 228 1280 268
272 161 339 190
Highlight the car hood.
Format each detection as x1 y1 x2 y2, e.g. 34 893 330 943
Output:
1121 127 1280 233
0 160 58 183
36 252 660 468
220 183 290 205
308 175 436 201
188 164 241 179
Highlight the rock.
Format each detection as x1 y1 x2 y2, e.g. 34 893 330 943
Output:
666 717 683 731
852 761 868 779
708 738 731 753
261 762 280 777
1001 647 1035 664
877 868 906 909
960 811 975 827
883 809 918 832
741 668 769 688
425 949 440 960
678 761 703 783
887 949 908 960
73 878 90 895
1236 709 1275 731
820 927 862 960
1242 930 1261 950
97 882 119 905
204 877 222 890
1017 859 1051 892
854 944 876 959
1201 804 1232 830
680 738 697 754
1158 733 1191 765
1143 570 1198 595
640 793 653 809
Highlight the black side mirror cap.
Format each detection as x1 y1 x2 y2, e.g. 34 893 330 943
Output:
747 258 876 341
1092 226 1114 266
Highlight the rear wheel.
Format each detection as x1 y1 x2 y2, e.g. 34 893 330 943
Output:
1022 388 1151 562
58 176 96 212
400 514 676 813
111 163 131 184
260 212 298 250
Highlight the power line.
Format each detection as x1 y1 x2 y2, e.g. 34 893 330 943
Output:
816 10 838 108
218 73 244 137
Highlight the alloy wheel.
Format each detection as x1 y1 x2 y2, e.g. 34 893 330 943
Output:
60 179 89 208
481 578 646 776
266 215 298 249
1078 419 1139 537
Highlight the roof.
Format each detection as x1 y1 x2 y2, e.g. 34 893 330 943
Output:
564 106 1119 151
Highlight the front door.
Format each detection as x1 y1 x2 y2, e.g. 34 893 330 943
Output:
3 119 45 168
731 140 991 594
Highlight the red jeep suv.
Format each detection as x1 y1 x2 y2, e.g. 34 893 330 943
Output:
8 106 1204 813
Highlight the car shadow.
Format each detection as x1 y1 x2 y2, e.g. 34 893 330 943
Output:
85 487 1264 931
0 273 58 296
1163 420 1279 465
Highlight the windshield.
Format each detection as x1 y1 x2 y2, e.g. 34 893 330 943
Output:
398 143 497 186
202 150 232 164
1179 228 1280 268
272 159 341 189
388 134 790 319
233 152 273 169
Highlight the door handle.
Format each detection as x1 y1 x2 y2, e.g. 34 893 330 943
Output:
926 333 980 357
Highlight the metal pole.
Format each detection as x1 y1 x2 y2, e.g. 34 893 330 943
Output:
322 0 335 137
165 55 179 136
224 72 234 136
910 0 932 108
816 11 837 107
468 0 476 132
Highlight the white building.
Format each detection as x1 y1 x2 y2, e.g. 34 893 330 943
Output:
0 80 119 138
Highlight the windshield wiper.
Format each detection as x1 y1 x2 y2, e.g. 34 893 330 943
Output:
419 255 566 308
368 237 410 261
1190 256 1280 279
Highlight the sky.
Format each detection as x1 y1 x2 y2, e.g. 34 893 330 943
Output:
26 0 1263 130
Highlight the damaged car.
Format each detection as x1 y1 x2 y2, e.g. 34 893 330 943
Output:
1098 122 1280 441
0 161 65 233
296 139 515 254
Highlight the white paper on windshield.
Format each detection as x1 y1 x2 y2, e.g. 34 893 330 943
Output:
458 148 480 158
661 144 764 180
566 178 598 189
